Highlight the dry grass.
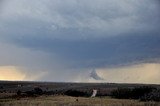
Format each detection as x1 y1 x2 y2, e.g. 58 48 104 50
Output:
0 95 160 106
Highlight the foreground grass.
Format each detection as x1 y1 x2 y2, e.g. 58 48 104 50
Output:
0 95 160 106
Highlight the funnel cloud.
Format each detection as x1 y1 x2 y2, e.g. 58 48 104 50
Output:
90 69 104 80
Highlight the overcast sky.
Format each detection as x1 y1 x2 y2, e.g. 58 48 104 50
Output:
0 0 160 83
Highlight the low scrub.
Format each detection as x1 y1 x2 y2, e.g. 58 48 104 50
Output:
64 90 90 97
141 89 160 101
24 87 43 96
110 86 160 101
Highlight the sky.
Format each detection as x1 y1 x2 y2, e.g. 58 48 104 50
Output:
0 0 160 84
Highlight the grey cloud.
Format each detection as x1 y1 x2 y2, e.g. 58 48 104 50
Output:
0 0 159 39
10 32 160 69
0 0 160 81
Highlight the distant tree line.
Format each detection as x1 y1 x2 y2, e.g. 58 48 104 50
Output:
110 86 160 101
15 86 160 101
17 87 91 97
16 87 44 97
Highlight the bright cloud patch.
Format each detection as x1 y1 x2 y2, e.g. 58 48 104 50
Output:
0 66 48 81
0 66 25 81
96 63 160 84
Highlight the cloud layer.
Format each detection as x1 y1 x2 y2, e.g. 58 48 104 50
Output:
0 0 160 83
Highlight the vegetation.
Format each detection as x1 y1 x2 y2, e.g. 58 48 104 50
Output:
22 87 43 97
11 86 160 102
16 90 21 96
110 86 160 101
0 95 160 106
141 89 160 101
64 90 90 97
1 81 160 105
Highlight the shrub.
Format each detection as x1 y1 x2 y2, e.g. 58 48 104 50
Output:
0 86 3 89
111 88 132 99
64 90 89 97
17 90 21 96
25 91 35 96
110 86 156 101
140 89 160 101
24 87 43 96
34 87 43 95
131 86 155 99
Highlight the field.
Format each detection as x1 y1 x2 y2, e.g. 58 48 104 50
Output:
0 95 160 106
0 81 160 106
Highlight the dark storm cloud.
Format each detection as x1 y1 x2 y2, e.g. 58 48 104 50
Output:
1 0 160 40
11 32 160 68
0 0 160 81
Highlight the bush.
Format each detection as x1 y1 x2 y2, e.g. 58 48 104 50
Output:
64 90 89 97
110 86 156 101
131 86 155 99
0 86 3 89
34 87 43 95
25 91 35 96
140 89 160 101
25 87 43 96
17 90 21 96
111 88 132 99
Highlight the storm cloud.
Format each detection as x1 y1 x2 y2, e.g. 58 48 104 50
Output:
0 0 160 82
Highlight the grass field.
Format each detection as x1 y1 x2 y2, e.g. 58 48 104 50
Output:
0 95 160 106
